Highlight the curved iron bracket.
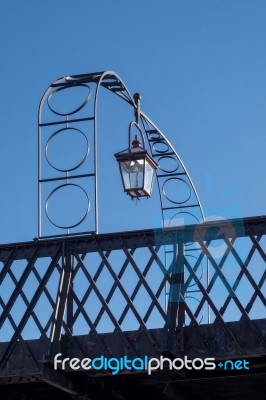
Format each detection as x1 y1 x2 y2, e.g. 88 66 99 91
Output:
38 70 204 238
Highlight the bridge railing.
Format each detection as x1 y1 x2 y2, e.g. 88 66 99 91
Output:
0 216 265 373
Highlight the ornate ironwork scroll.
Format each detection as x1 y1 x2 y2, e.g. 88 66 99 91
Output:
38 71 204 239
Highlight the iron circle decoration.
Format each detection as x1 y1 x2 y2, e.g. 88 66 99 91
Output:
152 140 170 154
45 183 90 229
148 131 161 141
162 177 192 204
168 211 200 246
47 83 92 116
158 155 179 173
38 70 205 238
168 211 200 228
45 127 89 172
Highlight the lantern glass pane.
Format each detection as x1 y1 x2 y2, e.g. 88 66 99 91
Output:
120 164 130 189
120 159 144 190
144 160 155 195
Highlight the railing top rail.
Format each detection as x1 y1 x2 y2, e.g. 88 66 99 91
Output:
0 215 265 261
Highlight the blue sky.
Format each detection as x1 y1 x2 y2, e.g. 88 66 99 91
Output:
1 0 266 243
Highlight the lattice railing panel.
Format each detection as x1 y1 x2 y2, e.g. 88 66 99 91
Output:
0 216 265 368
70 242 168 336
0 245 62 344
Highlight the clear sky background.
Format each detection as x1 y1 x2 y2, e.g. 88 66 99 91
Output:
1 0 266 243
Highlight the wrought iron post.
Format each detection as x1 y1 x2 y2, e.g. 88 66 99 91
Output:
66 254 74 334
164 234 185 353
49 241 73 358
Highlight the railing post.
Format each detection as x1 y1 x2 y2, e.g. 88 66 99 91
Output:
164 234 185 353
66 254 74 334
48 241 73 359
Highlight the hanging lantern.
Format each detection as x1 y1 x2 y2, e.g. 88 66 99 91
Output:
114 121 158 199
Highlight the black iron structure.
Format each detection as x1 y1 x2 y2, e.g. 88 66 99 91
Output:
1 71 265 399
38 71 204 239
0 216 265 399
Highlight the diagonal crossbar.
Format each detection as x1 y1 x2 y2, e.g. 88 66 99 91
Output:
72 247 139 358
183 257 244 353
192 238 234 321
93 249 135 328
223 236 266 309
0 247 39 330
120 240 166 322
0 296 39 369
194 236 266 351
71 251 110 322
0 244 62 371
218 236 265 319
91 239 161 352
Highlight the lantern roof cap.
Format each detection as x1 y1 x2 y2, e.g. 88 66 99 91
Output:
114 136 148 159
114 148 158 170
114 145 147 157
114 135 158 169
